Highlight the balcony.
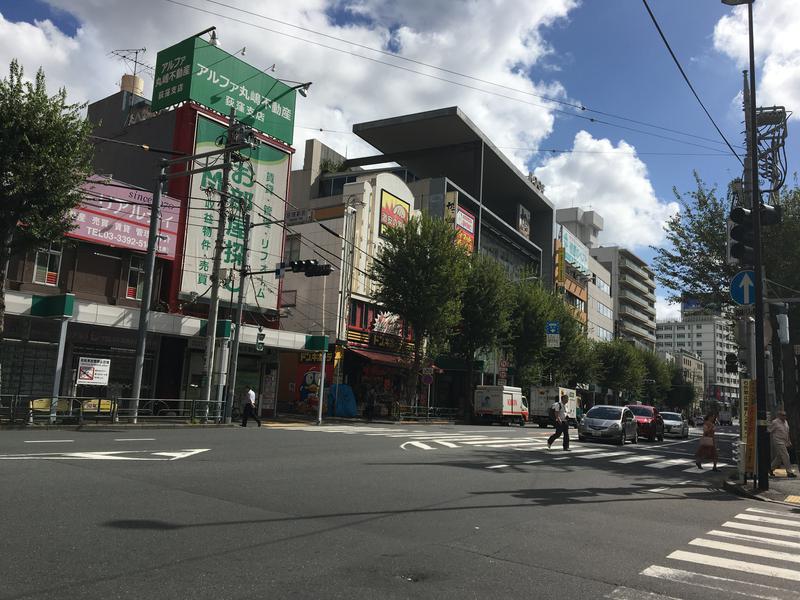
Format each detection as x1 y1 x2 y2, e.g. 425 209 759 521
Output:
619 318 656 342
620 304 655 326
618 289 657 316
619 274 655 299
619 257 649 280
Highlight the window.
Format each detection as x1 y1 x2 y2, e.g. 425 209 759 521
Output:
33 243 62 286
126 255 145 300
594 277 611 295
696 342 702 347
593 299 613 319
280 290 297 307
676 334 685 339
284 234 301 262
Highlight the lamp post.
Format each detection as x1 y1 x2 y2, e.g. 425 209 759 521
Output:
722 0 769 490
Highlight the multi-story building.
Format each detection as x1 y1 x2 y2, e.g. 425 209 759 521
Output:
658 349 705 413
591 246 657 350
656 313 738 409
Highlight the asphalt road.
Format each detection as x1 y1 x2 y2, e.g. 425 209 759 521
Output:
2 422 798 600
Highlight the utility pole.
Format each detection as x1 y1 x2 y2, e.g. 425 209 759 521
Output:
201 108 236 421
130 161 166 422
224 211 251 424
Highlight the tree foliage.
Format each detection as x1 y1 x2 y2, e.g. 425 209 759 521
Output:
639 349 673 404
595 340 645 399
0 60 94 336
370 214 469 401
650 173 738 306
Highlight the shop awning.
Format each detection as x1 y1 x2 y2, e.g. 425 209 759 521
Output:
349 348 413 367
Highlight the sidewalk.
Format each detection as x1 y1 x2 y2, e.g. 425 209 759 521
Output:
723 464 800 507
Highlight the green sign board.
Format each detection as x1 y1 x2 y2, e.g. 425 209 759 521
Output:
152 36 297 144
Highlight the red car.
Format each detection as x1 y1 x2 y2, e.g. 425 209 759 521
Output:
625 404 664 442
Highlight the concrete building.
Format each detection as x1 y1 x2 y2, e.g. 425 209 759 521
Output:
656 313 738 409
590 246 657 350
658 349 705 413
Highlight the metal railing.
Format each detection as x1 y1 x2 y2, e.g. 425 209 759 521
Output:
395 404 460 421
115 398 227 423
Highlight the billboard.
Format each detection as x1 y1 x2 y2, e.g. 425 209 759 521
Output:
455 205 475 252
151 36 297 144
181 115 289 312
517 204 531 238
560 226 589 275
68 176 180 260
379 190 410 237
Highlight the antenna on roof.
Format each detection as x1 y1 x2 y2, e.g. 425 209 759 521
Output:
111 48 154 78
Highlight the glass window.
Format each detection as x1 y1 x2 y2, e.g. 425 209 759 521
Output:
594 277 611 294
628 405 654 417
587 406 622 419
284 234 301 262
126 255 145 300
33 242 62 286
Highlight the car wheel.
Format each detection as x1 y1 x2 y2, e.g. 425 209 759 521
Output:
631 429 638 444
578 435 586 442
519 418 525 427
538 422 546 428
617 431 626 446
658 428 664 442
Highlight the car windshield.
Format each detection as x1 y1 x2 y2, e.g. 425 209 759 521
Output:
662 412 682 421
586 406 621 420
628 405 654 417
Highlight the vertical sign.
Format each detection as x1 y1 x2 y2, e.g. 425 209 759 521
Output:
517 204 531 238
455 206 475 252
379 190 410 237
742 379 756 475
181 115 289 312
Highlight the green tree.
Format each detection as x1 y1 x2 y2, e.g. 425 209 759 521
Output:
0 60 93 391
507 279 554 389
595 340 645 401
667 364 696 412
650 173 738 306
370 214 469 403
453 253 512 416
638 350 672 405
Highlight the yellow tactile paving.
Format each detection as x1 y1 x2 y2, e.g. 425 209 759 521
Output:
785 495 800 504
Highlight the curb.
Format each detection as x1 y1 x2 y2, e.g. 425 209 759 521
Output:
722 478 799 507
0 423 237 431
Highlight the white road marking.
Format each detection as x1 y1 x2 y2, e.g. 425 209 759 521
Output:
735 513 800 529
460 439 532 445
722 520 800 539
682 463 729 473
605 586 682 600
23 440 74 443
707 529 800 550
523 459 542 464
646 458 693 469
642 564 798 600
486 464 508 469
482 441 546 448
430 440 460 448
667 550 800 581
114 438 155 442
746 507 800 521
0 449 209 461
688 537 800 564
549 447 598 454
400 441 435 450
577 451 628 459
648 488 670 493
612 455 664 464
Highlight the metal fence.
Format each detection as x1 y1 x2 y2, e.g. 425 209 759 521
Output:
0 395 234 425
395 404 459 421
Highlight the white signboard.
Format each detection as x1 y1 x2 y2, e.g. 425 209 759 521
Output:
182 115 290 312
77 357 111 386
560 226 590 275
546 333 561 348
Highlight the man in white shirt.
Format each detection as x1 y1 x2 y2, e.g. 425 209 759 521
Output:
547 394 570 450
769 410 795 477
242 387 261 427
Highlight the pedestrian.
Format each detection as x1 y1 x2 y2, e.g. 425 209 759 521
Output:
769 410 797 478
547 393 570 450
695 412 719 471
241 386 261 427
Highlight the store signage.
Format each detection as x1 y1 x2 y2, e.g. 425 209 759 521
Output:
455 206 475 252
560 226 590 275
182 115 289 312
379 190 410 237
151 36 297 144
77 357 111 386
517 204 531 238
68 177 179 260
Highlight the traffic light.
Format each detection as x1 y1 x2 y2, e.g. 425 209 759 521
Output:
255 327 265 352
728 204 783 265
288 259 332 277
725 352 739 374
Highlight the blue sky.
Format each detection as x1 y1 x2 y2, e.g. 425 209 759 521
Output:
2 0 797 318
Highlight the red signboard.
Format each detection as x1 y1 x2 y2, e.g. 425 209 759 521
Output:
67 176 180 260
455 206 475 252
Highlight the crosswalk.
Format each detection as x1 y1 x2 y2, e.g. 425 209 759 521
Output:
608 507 800 599
270 424 726 475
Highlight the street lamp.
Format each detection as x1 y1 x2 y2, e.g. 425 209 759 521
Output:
720 0 770 491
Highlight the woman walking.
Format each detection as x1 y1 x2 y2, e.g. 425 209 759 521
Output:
695 412 719 471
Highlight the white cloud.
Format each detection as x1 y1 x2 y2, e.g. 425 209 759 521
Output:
655 294 681 322
533 131 679 249
0 0 579 171
714 0 800 119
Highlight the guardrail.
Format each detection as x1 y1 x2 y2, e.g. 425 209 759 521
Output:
395 404 459 421
115 398 227 423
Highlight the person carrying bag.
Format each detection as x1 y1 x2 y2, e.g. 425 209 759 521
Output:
695 413 719 471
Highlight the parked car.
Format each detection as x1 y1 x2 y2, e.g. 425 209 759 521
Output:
626 404 664 442
578 405 639 445
661 412 689 438
693 415 706 427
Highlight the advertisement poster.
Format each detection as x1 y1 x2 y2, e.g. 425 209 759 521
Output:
182 115 289 312
455 206 475 252
560 226 590 275
295 352 336 414
68 177 180 259
379 190 410 237
517 204 531 238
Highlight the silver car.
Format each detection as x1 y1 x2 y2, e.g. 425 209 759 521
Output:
578 405 639 445
661 412 689 438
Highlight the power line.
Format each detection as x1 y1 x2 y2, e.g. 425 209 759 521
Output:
160 0 740 155
641 0 743 166
193 0 740 150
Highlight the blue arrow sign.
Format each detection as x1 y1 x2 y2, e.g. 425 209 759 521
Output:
545 321 560 335
730 270 756 305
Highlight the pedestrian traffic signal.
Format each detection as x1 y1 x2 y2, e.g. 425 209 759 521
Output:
256 328 265 352
725 352 739 374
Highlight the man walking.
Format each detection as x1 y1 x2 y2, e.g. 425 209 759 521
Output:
547 393 570 450
769 410 796 477
242 386 262 428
